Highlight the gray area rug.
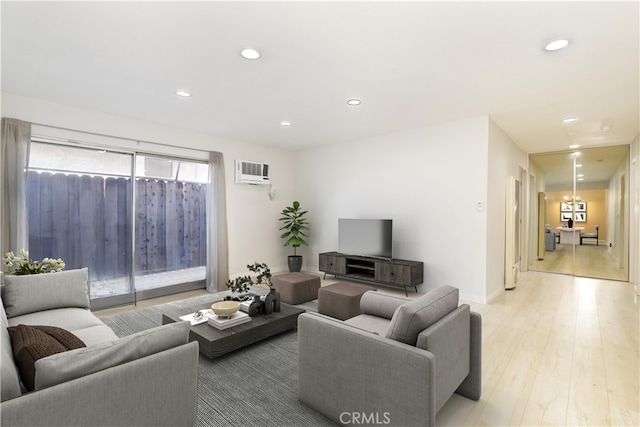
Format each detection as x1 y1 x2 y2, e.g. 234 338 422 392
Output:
100 294 333 427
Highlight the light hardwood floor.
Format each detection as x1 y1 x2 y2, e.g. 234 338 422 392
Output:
95 271 639 426
437 271 639 426
531 242 628 282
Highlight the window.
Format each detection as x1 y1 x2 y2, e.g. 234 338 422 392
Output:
27 142 209 308
134 155 208 295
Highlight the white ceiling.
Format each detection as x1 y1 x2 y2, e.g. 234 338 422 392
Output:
530 144 630 189
2 1 638 182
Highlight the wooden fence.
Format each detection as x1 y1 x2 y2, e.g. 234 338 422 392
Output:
27 171 207 282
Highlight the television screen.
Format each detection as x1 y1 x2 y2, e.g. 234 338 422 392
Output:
338 218 393 259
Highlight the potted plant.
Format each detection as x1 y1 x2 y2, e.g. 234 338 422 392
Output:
225 262 280 314
3 249 65 275
226 262 272 295
278 200 309 272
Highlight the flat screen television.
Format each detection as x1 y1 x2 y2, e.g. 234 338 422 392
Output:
338 218 393 259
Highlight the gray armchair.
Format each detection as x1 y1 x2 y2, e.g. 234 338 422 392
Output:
545 224 556 251
298 285 481 427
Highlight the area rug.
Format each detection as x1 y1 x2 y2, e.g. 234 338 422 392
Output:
100 294 332 427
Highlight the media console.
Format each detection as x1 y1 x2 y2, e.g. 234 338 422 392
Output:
319 252 423 296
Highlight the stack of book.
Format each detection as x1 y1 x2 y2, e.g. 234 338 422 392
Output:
179 309 213 325
207 311 251 330
239 299 253 313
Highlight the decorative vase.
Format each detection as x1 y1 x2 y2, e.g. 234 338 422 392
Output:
264 289 281 314
287 255 303 272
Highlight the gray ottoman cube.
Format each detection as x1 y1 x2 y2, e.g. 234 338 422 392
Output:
271 272 321 305
318 282 377 320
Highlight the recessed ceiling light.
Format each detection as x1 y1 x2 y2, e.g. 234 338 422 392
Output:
563 116 578 123
347 98 361 106
176 90 191 97
241 48 260 60
544 38 570 51
569 144 581 149
280 121 291 127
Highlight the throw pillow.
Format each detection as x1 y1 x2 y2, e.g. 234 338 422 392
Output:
359 291 409 319
3 268 90 318
1 300 22 400
385 285 459 345
34 320 191 391
8 324 86 391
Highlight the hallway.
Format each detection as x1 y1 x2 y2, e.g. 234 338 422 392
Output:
531 243 627 282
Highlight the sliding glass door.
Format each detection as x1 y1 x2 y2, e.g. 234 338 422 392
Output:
529 146 629 281
27 142 135 307
133 155 208 300
27 142 208 309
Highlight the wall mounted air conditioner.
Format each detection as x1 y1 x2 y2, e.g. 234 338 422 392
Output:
234 159 270 185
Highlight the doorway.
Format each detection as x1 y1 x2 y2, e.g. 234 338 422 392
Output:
528 145 629 281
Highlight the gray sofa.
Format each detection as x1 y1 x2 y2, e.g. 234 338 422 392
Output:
298 285 481 427
1 268 199 427
545 224 557 251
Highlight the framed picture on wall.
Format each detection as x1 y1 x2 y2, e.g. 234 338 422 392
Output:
575 201 587 212
575 212 587 222
560 202 573 212
560 212 573 222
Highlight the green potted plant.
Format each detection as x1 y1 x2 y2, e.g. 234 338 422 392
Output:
226 262 272 294
278 200 309 272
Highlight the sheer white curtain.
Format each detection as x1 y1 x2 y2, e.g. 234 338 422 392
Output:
1 118 31 273
206 151 229 292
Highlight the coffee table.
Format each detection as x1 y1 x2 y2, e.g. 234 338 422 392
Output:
161 296 305 359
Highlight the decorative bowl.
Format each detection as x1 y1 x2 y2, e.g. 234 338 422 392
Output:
211 301 240 318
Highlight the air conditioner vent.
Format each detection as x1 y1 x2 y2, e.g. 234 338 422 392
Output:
234 159 270 185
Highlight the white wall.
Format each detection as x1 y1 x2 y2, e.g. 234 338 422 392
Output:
295 116 492 303
486 119 528 301
607 146 632 271
2 93 537 302
631 134 639 293
527 158 546 269
1 92 296 276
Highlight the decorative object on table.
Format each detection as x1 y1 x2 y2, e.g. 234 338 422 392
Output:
241 296 265 317
238 291 282 316
225 262 280 316
207 311 251 330
226 262 272 294
279 200 309 272
263 288 281 314
211 301 241 318
2 249 65 275
179 309 213 325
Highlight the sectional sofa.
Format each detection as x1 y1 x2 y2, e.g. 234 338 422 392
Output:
0 268 199 427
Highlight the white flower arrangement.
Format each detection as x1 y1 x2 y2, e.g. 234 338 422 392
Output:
3 249 65 275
